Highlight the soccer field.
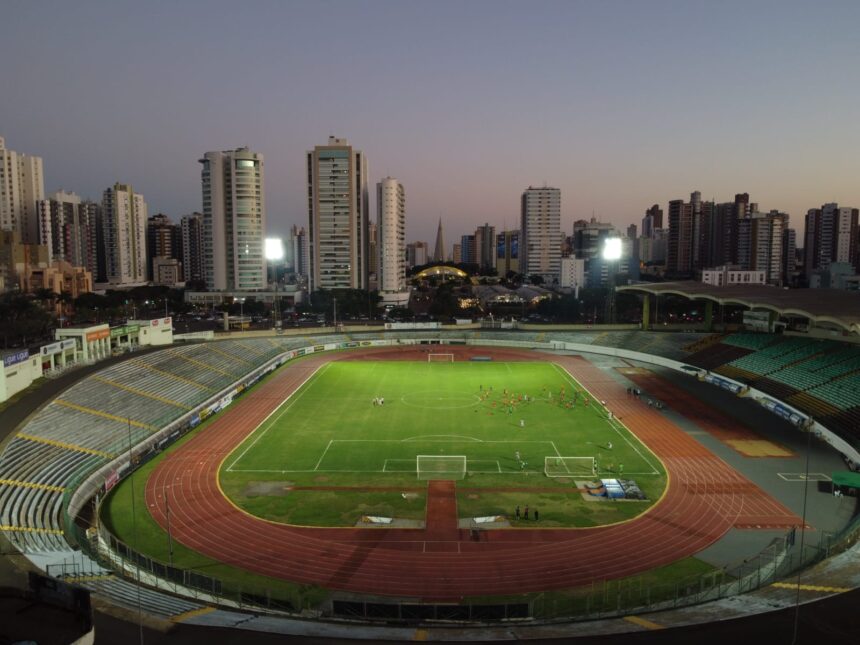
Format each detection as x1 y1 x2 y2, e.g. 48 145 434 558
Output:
219 360 666 526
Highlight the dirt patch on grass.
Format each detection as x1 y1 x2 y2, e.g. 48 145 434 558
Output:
467 494 480 500
243 481 294 497
313 475 330 483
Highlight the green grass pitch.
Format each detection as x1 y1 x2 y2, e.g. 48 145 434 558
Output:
219 360 667 527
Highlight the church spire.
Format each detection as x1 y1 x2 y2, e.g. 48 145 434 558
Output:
433 217 446 263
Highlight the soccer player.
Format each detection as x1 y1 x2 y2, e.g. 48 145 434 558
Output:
519 419 525 428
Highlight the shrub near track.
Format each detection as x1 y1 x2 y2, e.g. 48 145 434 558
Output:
220 361 666 527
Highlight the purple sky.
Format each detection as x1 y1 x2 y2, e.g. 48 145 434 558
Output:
2 0 859 244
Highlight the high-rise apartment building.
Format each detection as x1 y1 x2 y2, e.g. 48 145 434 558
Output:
460 235 476 264
377 177 406 296
735 209 788 285
475 223 496 272
641 204 663 238
200 147 267 291
667 199 689 276
307 137 369 291
147 213 182 281
406 241 428 268
804 203 859 279
289 224 310 278
37 191 100 277
521 186 562 280
368 221 379 281
783 228 798 285
181 213 204 285
0 136 45 244
495 230 520 275
451 243 461 264
102 183 148 286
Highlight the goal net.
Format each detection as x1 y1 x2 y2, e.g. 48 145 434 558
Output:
544 456 596 478
427 353 454 363
417 455 467 480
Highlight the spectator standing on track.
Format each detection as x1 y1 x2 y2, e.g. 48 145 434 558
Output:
534 509 539 521
515 505 520 520
524 505 529 520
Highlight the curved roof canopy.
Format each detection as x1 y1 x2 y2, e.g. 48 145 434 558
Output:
617 281 860 334
414 265 468 279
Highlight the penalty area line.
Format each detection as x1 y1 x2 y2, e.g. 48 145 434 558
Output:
313 439 333 471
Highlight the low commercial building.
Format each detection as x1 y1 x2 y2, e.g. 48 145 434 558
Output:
0 349 43 402
700 265 766 286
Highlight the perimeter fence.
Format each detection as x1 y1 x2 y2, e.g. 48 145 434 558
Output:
59 503 859 623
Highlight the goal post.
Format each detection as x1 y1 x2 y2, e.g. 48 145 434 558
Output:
427 353 455 363
544 456 596 478
417 455 467 480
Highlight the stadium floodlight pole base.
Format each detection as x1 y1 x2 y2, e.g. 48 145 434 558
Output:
427 353 455 363
544 456 596 478
417 455 467 480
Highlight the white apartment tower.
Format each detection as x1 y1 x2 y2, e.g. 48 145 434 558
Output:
307 137 369 291
0 136 45 244
521 186 562 280
377 177 406 296
200 147 267 291
102 183 148 285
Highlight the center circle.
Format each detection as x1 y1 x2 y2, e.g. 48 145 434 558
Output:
400 390 482 409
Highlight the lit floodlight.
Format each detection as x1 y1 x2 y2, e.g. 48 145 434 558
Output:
602 237 622 261
265 237 284 261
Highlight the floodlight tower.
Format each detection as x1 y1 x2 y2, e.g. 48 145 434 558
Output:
602 237 622 324
265 237 284 327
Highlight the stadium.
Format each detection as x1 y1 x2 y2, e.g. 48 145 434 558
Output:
2 286 860 642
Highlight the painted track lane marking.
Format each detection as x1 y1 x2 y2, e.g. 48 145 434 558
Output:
226 363 329 472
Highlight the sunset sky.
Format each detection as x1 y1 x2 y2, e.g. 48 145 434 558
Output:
3 0 859 243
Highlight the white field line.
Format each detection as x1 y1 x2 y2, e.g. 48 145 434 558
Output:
551 363 660 475
226 363 329 472
228 467 585 475
313 439 333 471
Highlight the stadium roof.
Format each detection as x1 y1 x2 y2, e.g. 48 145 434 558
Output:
617 281 860 334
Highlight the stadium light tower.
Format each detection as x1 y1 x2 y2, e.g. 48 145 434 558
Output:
602 237 623 324
265 237 285 327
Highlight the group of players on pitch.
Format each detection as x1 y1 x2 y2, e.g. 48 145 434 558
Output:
476 384 590 417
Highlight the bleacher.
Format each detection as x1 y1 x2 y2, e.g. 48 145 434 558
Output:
681 330 860 449
0 338 303 554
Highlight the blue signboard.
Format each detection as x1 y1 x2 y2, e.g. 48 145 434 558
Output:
3 349 29 368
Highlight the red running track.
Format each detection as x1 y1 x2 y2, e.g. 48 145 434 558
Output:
145 347 802 600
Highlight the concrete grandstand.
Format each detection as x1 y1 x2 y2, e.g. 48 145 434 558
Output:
0 326 858 642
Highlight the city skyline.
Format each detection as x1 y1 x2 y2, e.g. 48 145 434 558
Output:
3 1 860 244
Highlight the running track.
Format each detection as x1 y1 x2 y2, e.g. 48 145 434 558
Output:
145 347 802 599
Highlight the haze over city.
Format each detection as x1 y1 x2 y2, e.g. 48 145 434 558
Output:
3 0 860 242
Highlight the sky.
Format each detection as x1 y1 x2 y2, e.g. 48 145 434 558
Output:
2 0 860 244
